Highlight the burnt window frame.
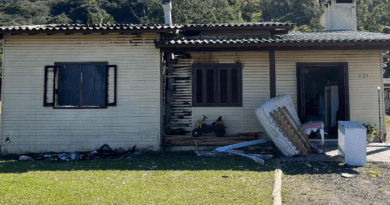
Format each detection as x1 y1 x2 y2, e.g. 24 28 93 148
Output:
192 63 242 107
43 62 117 109
336 0 353 3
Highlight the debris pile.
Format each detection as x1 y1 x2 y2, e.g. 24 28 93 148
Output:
18 144 140 161
195 139 273 165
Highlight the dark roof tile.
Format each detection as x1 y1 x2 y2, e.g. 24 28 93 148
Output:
0 22 293 34
157 31 390 46
182 22 293 28
0 24 182 33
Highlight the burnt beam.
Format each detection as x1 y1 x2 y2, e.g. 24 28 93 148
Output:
269 49 276 98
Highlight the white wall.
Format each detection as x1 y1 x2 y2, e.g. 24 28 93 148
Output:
190 50 384 137
190 52 270 136
1 33 162 154
276 50 384 130
325 0 357 31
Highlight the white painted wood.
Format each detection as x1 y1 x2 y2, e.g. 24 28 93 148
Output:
276 50 383 129
188 50 383 138
1 33 162 154
189 52 270 135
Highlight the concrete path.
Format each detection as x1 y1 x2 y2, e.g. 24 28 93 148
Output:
280 144 390 163
323 145 390 163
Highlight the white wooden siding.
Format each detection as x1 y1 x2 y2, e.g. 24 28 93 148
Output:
190 52 270 135
276 50 384 128
191 50 384 137
1 33 162 154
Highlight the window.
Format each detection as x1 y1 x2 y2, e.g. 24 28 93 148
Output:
193 64 242 107
44 62 117 108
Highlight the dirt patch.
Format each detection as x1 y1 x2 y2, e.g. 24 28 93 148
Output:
282 161 390 205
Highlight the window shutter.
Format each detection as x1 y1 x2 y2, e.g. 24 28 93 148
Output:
194 68 203 105
205 68 217 105
43 65 57 107
230 67 240 104
106 65 117 106
296 64 306 122
82 64 107 107
57 65 81 107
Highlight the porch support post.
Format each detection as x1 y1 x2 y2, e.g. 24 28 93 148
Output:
269 49 276 98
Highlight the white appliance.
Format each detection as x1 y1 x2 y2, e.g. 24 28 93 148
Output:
338 121 367 166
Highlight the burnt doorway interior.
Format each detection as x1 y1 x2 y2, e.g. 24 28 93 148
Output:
297 63 350 139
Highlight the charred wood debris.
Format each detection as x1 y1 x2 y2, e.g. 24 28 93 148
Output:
18 144 140 161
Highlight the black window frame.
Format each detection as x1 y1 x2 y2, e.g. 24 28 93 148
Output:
336 0 353 3
44 62 117 109
192 63 242 107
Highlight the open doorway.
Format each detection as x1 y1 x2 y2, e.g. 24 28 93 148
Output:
297 63 350 139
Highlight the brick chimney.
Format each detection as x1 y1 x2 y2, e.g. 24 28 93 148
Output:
320 0 357 31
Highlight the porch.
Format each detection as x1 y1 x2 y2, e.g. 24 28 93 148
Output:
161 51 383 147
163 132 264 146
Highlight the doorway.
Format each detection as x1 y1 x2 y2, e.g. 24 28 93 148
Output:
297 63 350 139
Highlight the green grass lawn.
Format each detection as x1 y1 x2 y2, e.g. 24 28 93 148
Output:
0 152 276 205
386 117 390 129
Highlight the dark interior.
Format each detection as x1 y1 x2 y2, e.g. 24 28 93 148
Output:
299 64 348 139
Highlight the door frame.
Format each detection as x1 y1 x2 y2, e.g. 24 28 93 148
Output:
296 62 350 124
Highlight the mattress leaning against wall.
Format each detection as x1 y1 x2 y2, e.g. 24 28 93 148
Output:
255 95 302 157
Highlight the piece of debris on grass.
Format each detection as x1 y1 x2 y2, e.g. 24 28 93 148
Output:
341 173 357 178
368 171 381 177
150 165 158 170
195 139 271 165
19 156 32 161
195 151 216 157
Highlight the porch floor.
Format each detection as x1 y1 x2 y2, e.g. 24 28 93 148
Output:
164 132 264 146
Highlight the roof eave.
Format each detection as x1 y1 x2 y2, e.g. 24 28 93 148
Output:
0 28 179 35
156 42 390 51
181 25 294 31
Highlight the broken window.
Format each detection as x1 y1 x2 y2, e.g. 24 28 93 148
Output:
193 64 242 107
44 62 117 108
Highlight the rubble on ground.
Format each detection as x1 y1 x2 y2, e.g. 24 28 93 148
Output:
195 139 273 165
18 144 140 161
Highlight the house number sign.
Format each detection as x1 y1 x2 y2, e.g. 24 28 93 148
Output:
358 73 368 78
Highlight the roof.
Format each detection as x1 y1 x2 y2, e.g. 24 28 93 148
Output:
156 30 390 50
0 24 182 34
181 22 294 31
1 23 390 51
0 22 293 35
